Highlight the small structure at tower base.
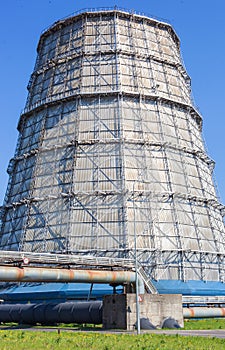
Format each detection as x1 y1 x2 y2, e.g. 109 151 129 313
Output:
103 294 183 330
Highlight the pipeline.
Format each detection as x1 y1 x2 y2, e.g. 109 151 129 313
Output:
1 303 225 325
0 266 145 294
0 301 103 325
183 307 225 318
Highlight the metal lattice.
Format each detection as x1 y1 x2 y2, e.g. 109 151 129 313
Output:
0 9 225 284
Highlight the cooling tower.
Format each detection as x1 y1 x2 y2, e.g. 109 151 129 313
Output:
1 8 225 295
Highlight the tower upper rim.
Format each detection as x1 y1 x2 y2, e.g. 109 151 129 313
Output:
38 7 179 50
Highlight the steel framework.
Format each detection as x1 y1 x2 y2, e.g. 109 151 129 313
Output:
0 8 225 286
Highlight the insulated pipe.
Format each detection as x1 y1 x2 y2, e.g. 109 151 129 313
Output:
183 307 225 318
0 266 145 294
0 302 103 325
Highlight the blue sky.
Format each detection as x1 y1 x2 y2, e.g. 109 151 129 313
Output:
0 0 225 204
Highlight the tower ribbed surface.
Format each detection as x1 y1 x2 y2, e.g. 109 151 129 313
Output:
1 9 225 284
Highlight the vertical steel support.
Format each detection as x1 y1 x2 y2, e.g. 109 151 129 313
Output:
133 180 140 334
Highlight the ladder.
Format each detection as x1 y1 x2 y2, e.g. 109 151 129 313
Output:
137 265 158 294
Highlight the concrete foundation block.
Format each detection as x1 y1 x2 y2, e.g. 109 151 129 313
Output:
103 293 183 330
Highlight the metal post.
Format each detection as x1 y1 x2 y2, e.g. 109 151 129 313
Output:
133 181 141 334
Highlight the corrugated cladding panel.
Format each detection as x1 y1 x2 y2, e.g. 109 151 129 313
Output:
1 10 225 290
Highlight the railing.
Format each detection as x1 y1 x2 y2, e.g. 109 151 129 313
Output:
41 7 171 35
138 266 158 294
0 250 134 269
183 295 225 306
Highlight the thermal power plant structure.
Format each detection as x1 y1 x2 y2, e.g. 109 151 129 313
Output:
1 8 225 297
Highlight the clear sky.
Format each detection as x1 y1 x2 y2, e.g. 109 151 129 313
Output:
0 0 225 205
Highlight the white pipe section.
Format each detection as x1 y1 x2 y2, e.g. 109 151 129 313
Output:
183 307 225 318
0 266 145 294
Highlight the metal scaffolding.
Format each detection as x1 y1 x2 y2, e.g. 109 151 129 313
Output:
0 8 225 285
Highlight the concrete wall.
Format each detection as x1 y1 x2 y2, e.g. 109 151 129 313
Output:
103 294 183 330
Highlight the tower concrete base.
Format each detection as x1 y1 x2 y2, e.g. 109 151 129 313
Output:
103 293 183 330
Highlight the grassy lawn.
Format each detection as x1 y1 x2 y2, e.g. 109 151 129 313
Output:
0 330 224 350
184 318 225 330
1 320 225 350
54 318 225 330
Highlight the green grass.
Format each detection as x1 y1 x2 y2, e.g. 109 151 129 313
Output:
1 319 225 350
184 318 225 330
3 318 225 331
46 318 225 330
0 330 224 350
